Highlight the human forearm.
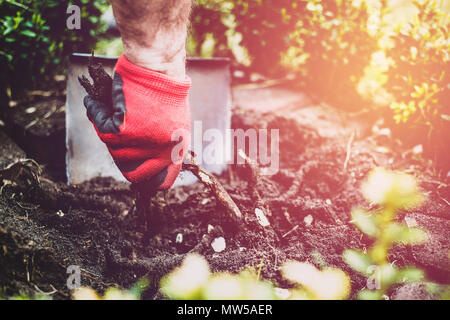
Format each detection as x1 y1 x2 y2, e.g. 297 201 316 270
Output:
110 0 192 79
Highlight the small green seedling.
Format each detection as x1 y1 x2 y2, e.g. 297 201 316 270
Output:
160 253 352 300
160 254 277 300
72 278 149 300
343 168 429 300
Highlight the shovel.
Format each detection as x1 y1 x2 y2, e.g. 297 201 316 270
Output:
66 53 232 187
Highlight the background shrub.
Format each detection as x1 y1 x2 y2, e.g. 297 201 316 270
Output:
281 0 381 110
383 0 449 163
191 0 449 168
191 0 381 109
0 0 107 99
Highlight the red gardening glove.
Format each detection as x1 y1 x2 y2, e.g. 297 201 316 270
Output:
83 54 191 190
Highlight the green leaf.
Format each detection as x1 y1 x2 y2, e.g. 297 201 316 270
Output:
402 227 428 245
386 223 428 245
20 29 37 38
351 208 378 237
128 278 150 299
0 51 13 62
358 289 383 300
342 249 373 275
88 16 99 24
3 25 13 36
5 0 30 10
378 263 398 287
396 268 424 283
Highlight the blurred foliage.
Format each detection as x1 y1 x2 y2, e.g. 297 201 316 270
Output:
95 36 123 57
281 261 351 299
383 1 449 164
282 0 382 109
192 0 449 129
190 0 449 167
191 0 382 109
160 254 277 300
0 291 51 300
386 1 449 127
160 253 351 300
72 278 149 300
343 168 431 300
0 0 108 97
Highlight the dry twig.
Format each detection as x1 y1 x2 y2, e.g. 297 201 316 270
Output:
182 152 242 224
344 130 355 171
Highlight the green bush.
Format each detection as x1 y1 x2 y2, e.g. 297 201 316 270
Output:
230 0 305 77
189 0 232 58
0 0 107 98
386 1 449 126
191 0 381 108
282 0 381 109
383 0 449 163
343 168 429 300
190 0 306 76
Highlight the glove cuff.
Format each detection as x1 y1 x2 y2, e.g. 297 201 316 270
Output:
115 54 191 100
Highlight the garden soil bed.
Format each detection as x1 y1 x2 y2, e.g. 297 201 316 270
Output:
0 91 449 300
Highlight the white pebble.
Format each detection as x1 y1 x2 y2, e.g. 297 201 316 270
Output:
176 233 183 244
378 128 391 136
404 216 418 228
207 225 214 234
211 237 226 253
25 107 36 114
304 214 313 226
412 145 423 155
325 199 332 205
56 210 64 217
275 288 291 300
255 208 270 227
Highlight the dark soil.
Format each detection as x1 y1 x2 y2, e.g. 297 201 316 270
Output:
1 79 66 181
0 88 449 300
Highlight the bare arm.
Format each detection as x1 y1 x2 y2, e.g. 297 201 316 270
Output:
110 0 192 80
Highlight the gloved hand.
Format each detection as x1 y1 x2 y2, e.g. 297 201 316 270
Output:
83 54 191 190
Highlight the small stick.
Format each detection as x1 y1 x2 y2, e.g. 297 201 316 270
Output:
344 130 355 171
282 225 299 238
438 192 450 207
182 152 242 222
33 284 58 296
